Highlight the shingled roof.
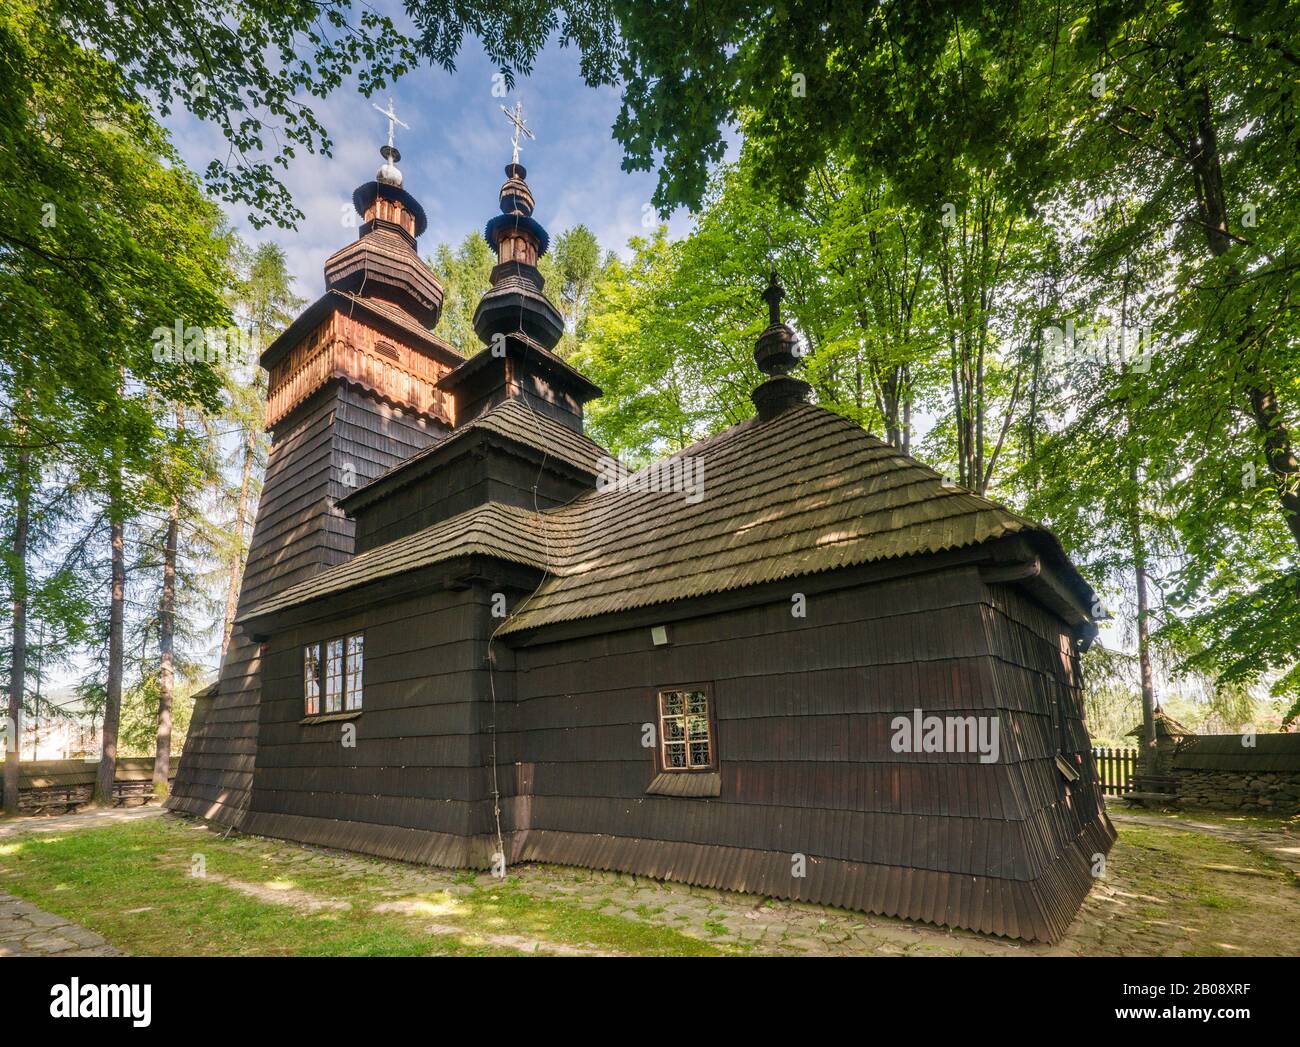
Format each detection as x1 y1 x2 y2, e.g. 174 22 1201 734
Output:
338 396 607 513
238 501 553 623
498 403 1087 633
259 288 463 371
241 402 1094 633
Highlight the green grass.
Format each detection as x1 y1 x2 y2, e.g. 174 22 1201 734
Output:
1108 822 1300 955
1125 807 1300 833
0 816 722 957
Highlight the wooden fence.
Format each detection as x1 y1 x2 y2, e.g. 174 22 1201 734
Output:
1091 747 1138 796
15 757 178 815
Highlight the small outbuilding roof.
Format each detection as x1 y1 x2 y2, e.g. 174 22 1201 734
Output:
1125 709 1195 740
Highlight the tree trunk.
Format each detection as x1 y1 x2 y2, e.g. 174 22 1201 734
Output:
221 421 257 658
3 448 29 815
154 412 183 794
1132 498 1158 776
1187 81 1300 553
94 511 126 806
1118 261 1158 775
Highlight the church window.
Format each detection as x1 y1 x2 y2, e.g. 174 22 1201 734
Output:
303 644 321 715
657 689 715 771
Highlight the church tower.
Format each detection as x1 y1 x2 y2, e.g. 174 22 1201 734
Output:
168 108 463 824
436 103 599 432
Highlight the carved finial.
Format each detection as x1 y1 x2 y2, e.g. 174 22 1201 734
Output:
761 269 784 327
751 265 811 418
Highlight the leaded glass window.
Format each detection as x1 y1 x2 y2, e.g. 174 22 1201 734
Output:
658 689 714 771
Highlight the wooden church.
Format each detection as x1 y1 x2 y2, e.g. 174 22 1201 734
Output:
169 113 1114 944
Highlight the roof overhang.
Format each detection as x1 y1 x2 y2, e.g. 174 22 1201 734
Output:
437 334 602 402
498 533 1098 648
237 554 544 640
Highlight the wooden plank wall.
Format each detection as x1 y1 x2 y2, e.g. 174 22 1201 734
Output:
18 757 179 789
168 383 446 826
498 566 1113 942
353 443 591 553
239 583 497 866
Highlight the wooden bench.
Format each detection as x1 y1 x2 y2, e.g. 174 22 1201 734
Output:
15 758 176 815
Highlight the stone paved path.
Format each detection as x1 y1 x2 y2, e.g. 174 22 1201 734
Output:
4 805 1297 956
0 891 120 957
0 804 164 841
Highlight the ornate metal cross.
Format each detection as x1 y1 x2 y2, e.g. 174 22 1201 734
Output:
499 100 535 165
372 98 409 151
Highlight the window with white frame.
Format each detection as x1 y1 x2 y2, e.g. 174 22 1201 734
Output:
345 634 364 711
303 644 321 715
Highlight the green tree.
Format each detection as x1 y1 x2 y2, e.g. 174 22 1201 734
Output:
0 9 235 801
429 233 494 356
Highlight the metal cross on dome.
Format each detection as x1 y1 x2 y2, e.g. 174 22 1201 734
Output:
372 97 409 151
499 100 535 165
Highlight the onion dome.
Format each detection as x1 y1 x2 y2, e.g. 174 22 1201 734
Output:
751 270 812 420
324 143 443 329
473 162 564 350
377 143 404 188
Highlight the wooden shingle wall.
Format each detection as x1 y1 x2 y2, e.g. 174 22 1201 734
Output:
351 441 592 554
168 384 446 826
240 583 498 865
499 566 1112 942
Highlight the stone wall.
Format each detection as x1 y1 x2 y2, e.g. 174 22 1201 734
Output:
1165 734 1300 815
1172 768 1300 814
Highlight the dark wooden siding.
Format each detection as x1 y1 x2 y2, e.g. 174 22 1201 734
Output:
239 582 499 865
454 362 584 433
352 444 591 553
176 434 1110 941
497 566 1112 942
168 383 445 824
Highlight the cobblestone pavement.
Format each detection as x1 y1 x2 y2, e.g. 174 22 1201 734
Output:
0 891 120 957
213 808 1300 956
176 813 1296 956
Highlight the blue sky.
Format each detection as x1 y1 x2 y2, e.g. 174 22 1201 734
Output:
164 32 705 298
